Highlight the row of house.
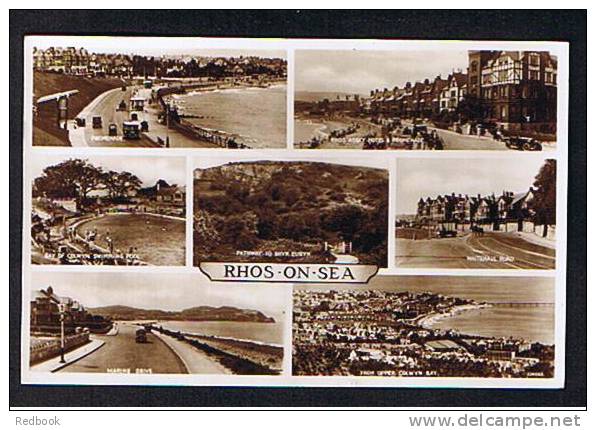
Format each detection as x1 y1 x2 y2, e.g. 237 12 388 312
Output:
138 179 186 206
364 71 468 119
82 179 185 206
32 47 134 76
365 51 557 129
416 188 536 224
30 286 111 333
32 47 287 78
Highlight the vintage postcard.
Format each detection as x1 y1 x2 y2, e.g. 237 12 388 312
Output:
21 36 568 389
395 155 556 269
29 37 287 149
295 49 558 151
24 272 287 381
293 275 556 380
29 154 186 266
193 153 390 268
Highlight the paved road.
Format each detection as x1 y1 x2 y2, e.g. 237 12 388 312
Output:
69 86 158 148
396 231 555 269
88 87 158 148
431 126 555 151
433 128 510 151
71 85 219 148
58 323 187 374
153 331 231 374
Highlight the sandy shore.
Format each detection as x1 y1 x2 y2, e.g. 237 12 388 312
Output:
415 303 492 329
294 116 382 148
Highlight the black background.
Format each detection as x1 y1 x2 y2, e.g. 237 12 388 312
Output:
9 9 587 408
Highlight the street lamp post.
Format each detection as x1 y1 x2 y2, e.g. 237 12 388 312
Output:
164 100 171 148
58 303 66 363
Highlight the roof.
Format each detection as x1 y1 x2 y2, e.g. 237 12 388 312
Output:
36 89 79 104
450 72 468 88
426 339 462 350
157 185 185 196
511 191 530 205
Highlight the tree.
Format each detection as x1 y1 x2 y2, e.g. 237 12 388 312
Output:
532 159 556 233
34 159 103 203
104 170 142 199
321 205 365 241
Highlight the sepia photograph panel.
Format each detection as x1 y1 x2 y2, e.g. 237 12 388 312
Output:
193 157 389 267
293 275 555 378
30 37 287 149
30 155 186 266
27 272 285 376
294 49 557 151
395 156 556 269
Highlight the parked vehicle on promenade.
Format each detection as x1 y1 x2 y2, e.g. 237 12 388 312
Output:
92 116 102 129
412 124 428 135
504 136 543 151
435 222 457 238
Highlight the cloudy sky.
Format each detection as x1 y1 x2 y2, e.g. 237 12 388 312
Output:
29 155 186 188
295 49 468 95
28 36 285 58
396 156 553 214
31 272 286 318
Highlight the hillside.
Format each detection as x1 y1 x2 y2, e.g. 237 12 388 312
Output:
194 161 389 266
89 305 275 323
33 71 125 146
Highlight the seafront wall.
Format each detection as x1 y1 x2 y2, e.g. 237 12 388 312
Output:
154 78 285 149
152 326 282 375
30 332 90 365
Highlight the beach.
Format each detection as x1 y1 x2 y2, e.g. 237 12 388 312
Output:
172 84 286 148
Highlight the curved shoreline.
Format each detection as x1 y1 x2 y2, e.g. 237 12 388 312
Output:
415 303 492 330
166 83 286 148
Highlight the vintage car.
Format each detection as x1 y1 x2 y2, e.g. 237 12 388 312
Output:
504 136 543 151
135 328 147 343
92 116 102 129
108 123 118 136
436 223 458 238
